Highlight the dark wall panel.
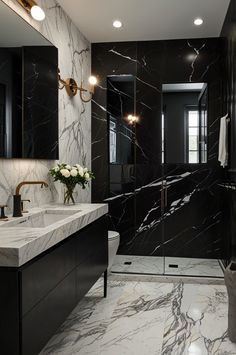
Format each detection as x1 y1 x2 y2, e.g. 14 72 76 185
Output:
92 37 226 259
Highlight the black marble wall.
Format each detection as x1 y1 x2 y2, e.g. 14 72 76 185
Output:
0 46 58 159
92 38 227 259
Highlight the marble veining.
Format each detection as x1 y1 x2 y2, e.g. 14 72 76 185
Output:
0 0 91 208
40 278 234 355
0 203 107 267
187 41 206 82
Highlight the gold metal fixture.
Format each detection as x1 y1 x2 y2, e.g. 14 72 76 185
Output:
15 181 48 196
16 0 45 21
160 180 168 211
17 0 36 12
58 69 97 102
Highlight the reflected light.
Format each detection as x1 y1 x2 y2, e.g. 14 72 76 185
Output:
127 114 138 125
188 343 203 354
187 54 196 61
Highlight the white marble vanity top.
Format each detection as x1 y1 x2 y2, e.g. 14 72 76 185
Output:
0 203 108 267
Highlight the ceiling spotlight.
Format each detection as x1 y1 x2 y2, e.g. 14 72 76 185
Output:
113 20 122 29
194 18 203 26
17 0 45 21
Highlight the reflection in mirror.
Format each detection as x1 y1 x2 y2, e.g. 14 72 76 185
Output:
0 1 58 159
162 83 207 164
107 75 135 196
108 75 135 165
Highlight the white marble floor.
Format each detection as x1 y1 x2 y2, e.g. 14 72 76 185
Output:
40 277 235 355
111 255 224 278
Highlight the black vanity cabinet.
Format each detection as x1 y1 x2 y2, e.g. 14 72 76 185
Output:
0 215 108 355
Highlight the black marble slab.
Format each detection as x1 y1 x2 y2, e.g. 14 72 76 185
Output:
92 37 227 259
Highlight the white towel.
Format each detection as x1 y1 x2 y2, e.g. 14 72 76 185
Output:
218 114 229 168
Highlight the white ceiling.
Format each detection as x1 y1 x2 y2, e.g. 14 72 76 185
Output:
57 0 230 43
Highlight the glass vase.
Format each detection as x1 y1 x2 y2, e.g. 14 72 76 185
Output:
64 185 76 205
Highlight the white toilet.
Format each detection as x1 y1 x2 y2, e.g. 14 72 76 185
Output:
108 230 120 271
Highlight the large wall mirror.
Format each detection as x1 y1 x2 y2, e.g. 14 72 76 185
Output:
162 83 208 164
0 1 58 159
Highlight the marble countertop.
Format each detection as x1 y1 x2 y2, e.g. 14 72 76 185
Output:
0 203 108 267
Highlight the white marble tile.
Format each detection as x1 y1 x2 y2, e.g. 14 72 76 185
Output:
40 279 235 355
109 272 225 285
0 0 91 209
161 283 236 355
97 281 172 355
111 255 224 278
111 255 164 274
40 279 126 355
165 257 224 277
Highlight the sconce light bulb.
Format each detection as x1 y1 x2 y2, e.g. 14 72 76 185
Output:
30 5 45 21
128 114 133 121
127 114 138 124
88 76 97 86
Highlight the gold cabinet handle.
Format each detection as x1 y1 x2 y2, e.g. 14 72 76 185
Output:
161 187 164 211
165 186 168 207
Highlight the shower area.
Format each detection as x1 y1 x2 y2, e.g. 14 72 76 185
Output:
92 39 229 278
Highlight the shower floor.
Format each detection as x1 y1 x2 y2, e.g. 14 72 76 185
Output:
111 255 224 278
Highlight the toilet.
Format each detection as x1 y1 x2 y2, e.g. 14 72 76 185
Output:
108 230 120 271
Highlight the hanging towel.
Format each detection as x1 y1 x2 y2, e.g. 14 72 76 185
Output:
218 114 229 168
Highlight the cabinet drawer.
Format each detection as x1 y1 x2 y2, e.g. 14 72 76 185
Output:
76 215 108 264
21 237 76 315
22 270 77 355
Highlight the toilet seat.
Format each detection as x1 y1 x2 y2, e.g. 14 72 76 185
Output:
108 230 120 240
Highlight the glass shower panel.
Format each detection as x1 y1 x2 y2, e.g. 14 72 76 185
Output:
107 75 165 275
162 83 223 278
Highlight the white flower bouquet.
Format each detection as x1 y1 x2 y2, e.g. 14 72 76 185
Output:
49 163 94 204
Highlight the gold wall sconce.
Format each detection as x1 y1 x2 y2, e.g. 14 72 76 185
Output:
16 0 45 21
58 69 98 103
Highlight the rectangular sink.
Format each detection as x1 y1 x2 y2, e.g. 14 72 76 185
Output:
2 210 80 228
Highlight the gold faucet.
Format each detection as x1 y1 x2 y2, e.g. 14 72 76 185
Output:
15 181 49 196
13 181 49 217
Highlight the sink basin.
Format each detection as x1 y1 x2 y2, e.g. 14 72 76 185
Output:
1 210 79 228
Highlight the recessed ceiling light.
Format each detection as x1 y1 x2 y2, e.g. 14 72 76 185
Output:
194 18 203 26
113 20 122 29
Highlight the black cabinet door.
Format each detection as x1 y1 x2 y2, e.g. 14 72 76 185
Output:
0 269 20 355
22 270 77 355
21 237 77 315
76 215 108 265
77 245 108 300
